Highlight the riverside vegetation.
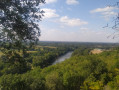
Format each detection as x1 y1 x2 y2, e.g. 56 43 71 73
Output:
1 0 119 90
0 42 119 90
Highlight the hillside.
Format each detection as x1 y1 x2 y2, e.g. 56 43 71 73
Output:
0 42 119 90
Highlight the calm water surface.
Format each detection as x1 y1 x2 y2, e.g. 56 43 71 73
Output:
52 51 73 65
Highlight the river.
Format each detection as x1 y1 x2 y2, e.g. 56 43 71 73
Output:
52 51 73 65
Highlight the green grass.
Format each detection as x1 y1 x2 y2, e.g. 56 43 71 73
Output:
0 52 3 56
27 51 37 53
36 46 57 49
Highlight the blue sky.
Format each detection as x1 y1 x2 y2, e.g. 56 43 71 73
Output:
39 0 119 42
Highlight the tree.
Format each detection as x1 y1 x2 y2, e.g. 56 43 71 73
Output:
45 72 63 90
0 0 45 43
0 0 45 73
105 2 119 39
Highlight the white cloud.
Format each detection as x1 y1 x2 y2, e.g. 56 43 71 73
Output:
45 0 57 4
90 7 116 13
59 16 88 27
40 26 117 42
90 6 118 19
80 27 89 30
66 0 79 5
42 8 59 19
102 12 117 19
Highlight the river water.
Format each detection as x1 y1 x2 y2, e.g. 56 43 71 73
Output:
52 51 73 65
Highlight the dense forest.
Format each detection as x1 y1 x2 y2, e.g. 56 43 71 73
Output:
0 0 119 90
0 42 119 90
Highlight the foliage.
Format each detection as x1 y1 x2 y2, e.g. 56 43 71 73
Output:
0 0 45 74
0 42 118 89
0 0 45 42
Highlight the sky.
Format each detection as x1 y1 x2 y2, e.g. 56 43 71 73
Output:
39 0 119 43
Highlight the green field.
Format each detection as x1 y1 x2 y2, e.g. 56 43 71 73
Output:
0 52 3 56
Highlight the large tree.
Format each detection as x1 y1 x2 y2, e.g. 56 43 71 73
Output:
0 0 45 43
0 0 45 73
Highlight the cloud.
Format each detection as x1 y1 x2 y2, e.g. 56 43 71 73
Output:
40 26 117 42
80 27 89 30
42 8 59 19
45 0 57 4
90 6 118 19
90 7 116 13
59 16 88 27
66 0 79 5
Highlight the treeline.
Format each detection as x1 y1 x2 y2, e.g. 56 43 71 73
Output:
30 47 72 68
0 43 119 89
0 46 72 76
